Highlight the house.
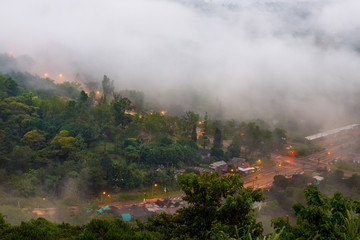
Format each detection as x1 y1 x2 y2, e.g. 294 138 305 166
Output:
209 161 227 170
238 167 255 175
230 157 250 168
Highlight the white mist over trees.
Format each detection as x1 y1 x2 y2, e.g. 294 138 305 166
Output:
1 0 360 130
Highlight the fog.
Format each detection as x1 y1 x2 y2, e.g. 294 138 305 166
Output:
1 0 360 130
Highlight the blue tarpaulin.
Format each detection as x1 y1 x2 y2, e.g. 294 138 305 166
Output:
121 213 131 221
97 205 109 214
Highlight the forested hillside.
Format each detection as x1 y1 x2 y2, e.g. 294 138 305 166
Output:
0 72 288 201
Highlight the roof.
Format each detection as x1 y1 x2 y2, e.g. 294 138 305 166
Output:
313 176 324 181
238 167 254 172
305 124 360 141
209 161 227 169
121 213 131 221
231 157 246 165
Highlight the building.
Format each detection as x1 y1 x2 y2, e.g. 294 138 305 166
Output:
230 157 250 168
305 124 360 141
209 161 227 171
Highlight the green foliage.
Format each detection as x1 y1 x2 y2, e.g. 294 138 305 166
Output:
21 129 46 150
293 144 323 157
50 130 76 157
211 128 224 159
145 171 265 239
0 205 37 225
272 185 360 239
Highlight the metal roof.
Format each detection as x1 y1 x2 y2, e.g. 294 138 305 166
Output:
209 161 227 169
305 124 360 141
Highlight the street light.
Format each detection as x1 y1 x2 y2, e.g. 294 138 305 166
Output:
152 184 158 199
101 191 106 203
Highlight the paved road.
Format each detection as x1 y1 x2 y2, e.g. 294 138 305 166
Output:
243 133 356 189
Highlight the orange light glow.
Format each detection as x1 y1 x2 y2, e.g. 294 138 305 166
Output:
160 110 165 116
102 191 106 195
107 194 110 197
58 74 63 78
43 73 48 78
198 121 202 125
154 183 158 187
276 156 281 159
328 152 331 155
96 91 100 95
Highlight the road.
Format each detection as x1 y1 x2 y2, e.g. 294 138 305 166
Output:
243 132 357 189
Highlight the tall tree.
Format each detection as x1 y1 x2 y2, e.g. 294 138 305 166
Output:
191 123 197 143
111 95 132 128
199 112 210 149
211 128 224 158
102 75 114 98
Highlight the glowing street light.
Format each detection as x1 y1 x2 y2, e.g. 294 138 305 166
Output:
152 183 158 199
96 91 101 95
160 110 165 116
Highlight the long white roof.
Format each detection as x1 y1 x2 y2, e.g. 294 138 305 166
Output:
305 124 360 141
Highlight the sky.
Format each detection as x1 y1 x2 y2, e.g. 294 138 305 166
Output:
1 0 360 131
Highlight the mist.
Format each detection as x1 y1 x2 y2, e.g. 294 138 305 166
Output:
1 0 360 130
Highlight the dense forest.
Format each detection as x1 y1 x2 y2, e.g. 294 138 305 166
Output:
0 72 291 200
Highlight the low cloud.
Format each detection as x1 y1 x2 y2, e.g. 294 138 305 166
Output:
1 0 360 130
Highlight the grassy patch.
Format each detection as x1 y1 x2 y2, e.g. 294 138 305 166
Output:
99 186 182 203
335 160 360 173
90 140 116 152
292 144 323 157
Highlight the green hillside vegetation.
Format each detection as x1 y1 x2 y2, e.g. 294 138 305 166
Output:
0 72 294 203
